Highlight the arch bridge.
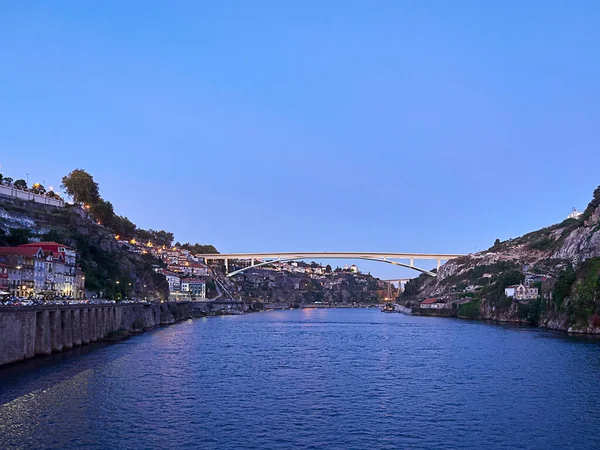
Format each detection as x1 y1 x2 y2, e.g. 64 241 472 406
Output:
196 252 464 277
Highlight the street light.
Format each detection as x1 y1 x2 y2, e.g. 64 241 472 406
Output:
113 280 120 300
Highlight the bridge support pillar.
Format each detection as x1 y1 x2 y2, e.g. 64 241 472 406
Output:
225 258 228 273
437 259 441 270
410 257 414 267
251 258 255 267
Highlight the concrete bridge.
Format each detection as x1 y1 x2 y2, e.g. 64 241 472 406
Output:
197 252 464 277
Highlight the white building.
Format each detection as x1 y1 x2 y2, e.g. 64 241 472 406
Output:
420 298 447 309
161 270 181 292
181 278 206 299
567 207 583 220
505 284 538 300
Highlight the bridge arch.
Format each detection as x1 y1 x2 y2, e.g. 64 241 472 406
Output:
225 256 436 277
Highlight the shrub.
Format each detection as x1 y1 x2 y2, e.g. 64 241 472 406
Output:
553 265 576 309
458 300 481 319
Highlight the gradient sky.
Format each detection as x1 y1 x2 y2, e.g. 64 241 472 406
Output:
1 1 599 279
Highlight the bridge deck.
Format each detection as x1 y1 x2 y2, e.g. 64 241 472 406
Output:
197 251 464 260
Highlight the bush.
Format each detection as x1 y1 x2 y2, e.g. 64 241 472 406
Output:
553 265 576 309
518 299 542 326
458 300 481 319
528 236 555 251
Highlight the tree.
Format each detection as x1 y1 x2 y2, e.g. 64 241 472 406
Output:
13 179 27 190
46 191 62 200
494 238 501 246
153 230 175 247
5 228 32 246
180 242 219 254
31 183 46 195
111 215 136 240
582 185 600 222
90 199 115 226
325 264 332 273
61 169 100 205
3 177 13 186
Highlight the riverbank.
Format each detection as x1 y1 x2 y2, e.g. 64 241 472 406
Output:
0 301 256 367
409 303 600 335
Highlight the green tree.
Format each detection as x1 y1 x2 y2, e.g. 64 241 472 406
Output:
13 179 27 190
61 169 100 205
5 228 32 246
3 177 13 186
46 190 62 200
31 183 46 194
90 199 116 227
111 215 136 240
494 238 501 246
553 265 576 309
153 230 175 247
325 264 332 273
582 185 600 222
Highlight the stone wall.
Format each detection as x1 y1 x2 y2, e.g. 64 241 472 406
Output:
0 300 252 367
0 303 161 367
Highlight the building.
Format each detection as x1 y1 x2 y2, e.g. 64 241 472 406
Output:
0 244 84 298
20 242 78 296
0 246 45 297
567 207 583 220
505 284 538 300
181 278 206 299
0 263 8 292
420 298 447 309
160 270 181 292
7 265 22 297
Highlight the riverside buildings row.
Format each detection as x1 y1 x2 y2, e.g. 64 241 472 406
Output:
116 239 209 300
0 242 85 298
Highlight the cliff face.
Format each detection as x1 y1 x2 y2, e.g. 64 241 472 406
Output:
406 186 600 333
0 196 169 300
214 268 387 306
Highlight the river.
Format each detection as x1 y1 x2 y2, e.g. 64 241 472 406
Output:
1 308 600 449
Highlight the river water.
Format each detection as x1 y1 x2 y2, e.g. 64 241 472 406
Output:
1 309 600 449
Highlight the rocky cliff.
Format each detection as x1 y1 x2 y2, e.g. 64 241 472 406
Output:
404 186 600 334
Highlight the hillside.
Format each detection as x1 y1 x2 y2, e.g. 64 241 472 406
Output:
0 195 169 300
403 186 600 333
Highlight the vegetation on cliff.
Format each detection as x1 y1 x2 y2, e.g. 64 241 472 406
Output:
406 184 600 333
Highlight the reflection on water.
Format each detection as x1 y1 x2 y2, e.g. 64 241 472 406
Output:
1 309 600 449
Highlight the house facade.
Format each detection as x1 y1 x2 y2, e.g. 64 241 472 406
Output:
505 284 538 300
420 298 447 309
181 278 206 299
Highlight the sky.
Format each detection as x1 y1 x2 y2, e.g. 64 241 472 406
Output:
1 1 599 279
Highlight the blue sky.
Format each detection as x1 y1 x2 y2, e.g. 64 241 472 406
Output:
1 1 599 279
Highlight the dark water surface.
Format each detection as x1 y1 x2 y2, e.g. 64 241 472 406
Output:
1 309 600 449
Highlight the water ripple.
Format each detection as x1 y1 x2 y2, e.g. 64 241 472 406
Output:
1 310 600 449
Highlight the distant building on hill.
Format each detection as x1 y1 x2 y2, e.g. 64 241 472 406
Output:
420 298 447 309
567 207 583 220
505 284 538 300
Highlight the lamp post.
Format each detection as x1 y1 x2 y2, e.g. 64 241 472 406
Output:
113 280 120 300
